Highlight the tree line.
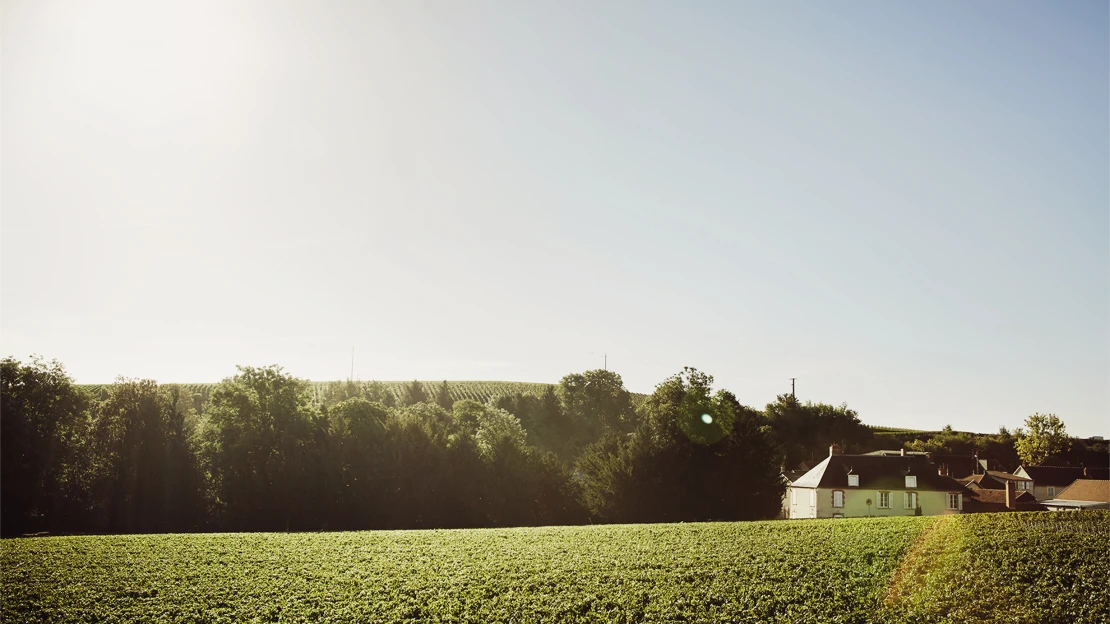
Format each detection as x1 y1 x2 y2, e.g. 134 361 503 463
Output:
2 356 1102 536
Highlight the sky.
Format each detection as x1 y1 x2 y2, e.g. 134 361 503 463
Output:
2 1 1107 437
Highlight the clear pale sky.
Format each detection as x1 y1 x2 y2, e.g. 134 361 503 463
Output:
3 2 1107 436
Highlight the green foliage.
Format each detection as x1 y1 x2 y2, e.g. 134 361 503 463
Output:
1 357 89 536
0 515 934 623
195 366 321 530
433 380 453 411
577 368 783 523
766 394 868 466
401 379 429 406
1014 413 1071 466
81 379 205 533
885 511 1109 623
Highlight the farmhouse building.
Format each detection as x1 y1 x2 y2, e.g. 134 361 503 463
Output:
1041 479 1110 511
785 446 966 519
962 480 1044 513
1013 465 1110 501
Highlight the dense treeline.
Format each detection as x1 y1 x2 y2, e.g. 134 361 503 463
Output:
5 356 1103 536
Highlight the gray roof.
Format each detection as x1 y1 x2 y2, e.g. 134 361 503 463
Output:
790 454 965 492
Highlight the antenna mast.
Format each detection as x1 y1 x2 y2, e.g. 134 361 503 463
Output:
790 377 796 398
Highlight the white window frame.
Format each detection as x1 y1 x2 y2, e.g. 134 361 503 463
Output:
833 490 844 508
903 492 917 509
905 476 917 488
947 493 961 510
791 489 797 505
877 491 891 509
1047 486 1055 498
809 490 816 507
848 474 859 487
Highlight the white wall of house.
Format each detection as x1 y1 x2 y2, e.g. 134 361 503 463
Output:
787 486 962 518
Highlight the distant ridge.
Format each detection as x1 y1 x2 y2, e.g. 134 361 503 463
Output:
77 381 652 408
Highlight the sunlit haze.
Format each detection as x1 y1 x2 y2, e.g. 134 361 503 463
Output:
3 2 1107 436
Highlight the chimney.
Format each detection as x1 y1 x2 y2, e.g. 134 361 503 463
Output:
829 444 842 456
973 451 979 475
1005 480 1015 509
900 448 906 457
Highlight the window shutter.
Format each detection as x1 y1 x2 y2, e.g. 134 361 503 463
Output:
958 493 963 511
903 492 909 508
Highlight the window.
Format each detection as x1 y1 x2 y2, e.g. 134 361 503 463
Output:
947 493 961 510
905 476 917 488
809 490 816 507
848 474 859 487
877 492 891 509
791 489 797 505
833 491 844 508
832 513 844 518
903 492 917 509
1047 486 1055 498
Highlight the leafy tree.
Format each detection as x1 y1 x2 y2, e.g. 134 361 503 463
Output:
558 369 634 448
82 379 206 533
402 380 429 406
474 407 528 461
577 368 783 523
0 357 89 536
1015 413 1071 466
434 380 454 411
364 381 397 407
196 366 320 530
765 395 867 466
328 397 390 528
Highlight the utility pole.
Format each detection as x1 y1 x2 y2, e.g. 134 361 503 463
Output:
790 377 796 399
604 353 607 371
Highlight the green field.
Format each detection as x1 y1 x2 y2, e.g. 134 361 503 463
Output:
3 511 1106 623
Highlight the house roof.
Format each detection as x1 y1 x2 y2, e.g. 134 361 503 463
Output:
963 489 1043 513
1054 479 1110 504
931 454 1006 479
781 470 808 484
790 454 965 492
956 473 1008 490
984 470 1030 483
1018 465 1108 486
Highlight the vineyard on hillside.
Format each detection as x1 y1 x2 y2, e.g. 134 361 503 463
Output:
78 380 644 410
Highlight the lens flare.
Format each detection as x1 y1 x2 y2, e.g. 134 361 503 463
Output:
701 413 713 424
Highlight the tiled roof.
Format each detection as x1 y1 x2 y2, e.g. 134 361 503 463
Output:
956 473 1008 490
790 454 964 492
963 489 1043 513
1054 479 1110 504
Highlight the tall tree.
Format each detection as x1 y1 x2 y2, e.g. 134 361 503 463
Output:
765 394 866 466
577 368 783 523
1015 413 1071 466
434 380 454 411
558 369 634 447
83 379 205 533
401 380 429 406
0 357 89 536
196 366 320 530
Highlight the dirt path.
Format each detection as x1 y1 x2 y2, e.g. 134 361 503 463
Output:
881 515 956 608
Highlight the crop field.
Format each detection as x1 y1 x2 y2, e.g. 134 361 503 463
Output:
3 511 1106 623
